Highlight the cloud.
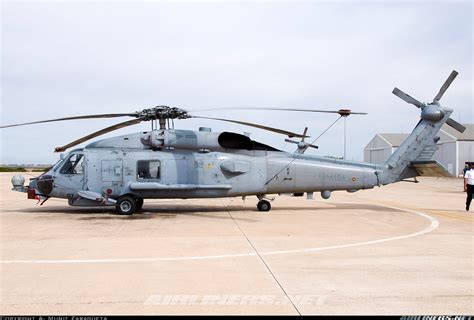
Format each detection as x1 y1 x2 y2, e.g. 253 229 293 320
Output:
1 1 472 164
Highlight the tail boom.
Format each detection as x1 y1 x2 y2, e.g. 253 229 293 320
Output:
379 108 453 184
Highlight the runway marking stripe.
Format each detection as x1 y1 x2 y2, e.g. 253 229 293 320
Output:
373 200 474 222
423 210 473 222
0 204 439 265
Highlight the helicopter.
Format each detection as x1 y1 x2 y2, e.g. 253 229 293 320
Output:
2 70 465 215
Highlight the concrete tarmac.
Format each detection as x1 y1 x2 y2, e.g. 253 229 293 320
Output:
0 173 472 315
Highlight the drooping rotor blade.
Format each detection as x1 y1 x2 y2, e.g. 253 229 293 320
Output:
242 108 367 115
433 70 458 102
392 87 424 108
192 116 308 138
301 127 308 142
54 118 142 152
284 139 319 149
0 113 137 129
284 139 300 145
191 107 367 115
445 117 466 133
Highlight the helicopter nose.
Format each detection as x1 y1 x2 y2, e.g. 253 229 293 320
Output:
36 174 54 195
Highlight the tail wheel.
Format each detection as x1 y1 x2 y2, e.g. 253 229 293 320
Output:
116 196 137 215
257 200 271 212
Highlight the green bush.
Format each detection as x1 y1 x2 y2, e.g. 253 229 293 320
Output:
0 167 27 172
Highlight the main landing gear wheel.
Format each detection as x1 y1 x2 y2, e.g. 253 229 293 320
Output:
116 196 138 215
257 200 271 212
135 197 144 211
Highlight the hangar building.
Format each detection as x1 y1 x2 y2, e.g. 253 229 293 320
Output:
364 123 474 176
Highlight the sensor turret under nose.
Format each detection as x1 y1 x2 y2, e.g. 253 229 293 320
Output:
36 175 54 195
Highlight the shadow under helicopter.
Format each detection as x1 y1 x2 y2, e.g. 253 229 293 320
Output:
9 202 402 221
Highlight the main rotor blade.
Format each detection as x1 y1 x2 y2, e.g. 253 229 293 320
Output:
54 118 142 152
0 113 137 129
240 108 367 115
433 70 458 102
445 117 466 133
192 116 308 138
392 88 424 108
192 107 367 115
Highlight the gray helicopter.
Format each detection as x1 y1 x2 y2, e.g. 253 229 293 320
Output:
3 71 465 214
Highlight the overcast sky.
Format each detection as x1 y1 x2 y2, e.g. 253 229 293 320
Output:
1 0 472 164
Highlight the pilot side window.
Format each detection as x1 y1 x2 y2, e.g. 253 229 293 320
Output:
137 160 161 180
60 154 84 174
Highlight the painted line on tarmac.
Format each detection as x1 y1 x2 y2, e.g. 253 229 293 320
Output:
262 203 439 256
0 204 439 264
420 209 473 222
373 199 473 222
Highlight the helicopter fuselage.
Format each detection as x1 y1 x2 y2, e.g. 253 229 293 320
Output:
25 130 383 211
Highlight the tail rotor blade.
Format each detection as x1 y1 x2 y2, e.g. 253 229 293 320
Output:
445 117 466 133
434 70 458 102
392 88 424 108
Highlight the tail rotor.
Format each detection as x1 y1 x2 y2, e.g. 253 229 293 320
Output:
392 70 465 133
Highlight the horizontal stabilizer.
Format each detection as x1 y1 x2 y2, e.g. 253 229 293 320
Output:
410 160 451 177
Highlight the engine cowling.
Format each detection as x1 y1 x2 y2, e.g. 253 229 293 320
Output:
141 130 222 150
141 130 262 151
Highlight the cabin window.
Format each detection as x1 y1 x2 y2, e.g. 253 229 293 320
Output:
60 153 84 174
137 160 161 180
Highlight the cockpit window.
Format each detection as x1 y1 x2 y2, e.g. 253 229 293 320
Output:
137 160 161 180
52 159 64 172
60 154 84 174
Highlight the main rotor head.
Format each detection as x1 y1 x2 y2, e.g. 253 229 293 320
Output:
135 106 191 121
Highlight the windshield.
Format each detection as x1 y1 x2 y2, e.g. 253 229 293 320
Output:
52 158 64 172
60 153 84 174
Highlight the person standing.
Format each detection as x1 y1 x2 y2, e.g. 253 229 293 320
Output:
464 163 474 211
463 164 470 177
